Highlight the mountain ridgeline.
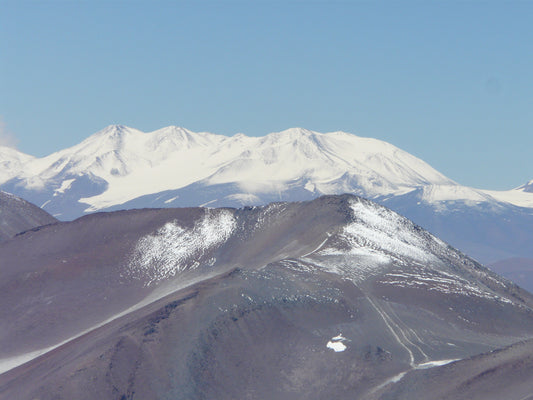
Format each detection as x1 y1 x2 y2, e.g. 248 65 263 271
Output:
1 125 532 271
1 195 533 399
0 191 56 241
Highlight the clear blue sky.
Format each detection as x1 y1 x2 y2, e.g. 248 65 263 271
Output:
1 0 532 190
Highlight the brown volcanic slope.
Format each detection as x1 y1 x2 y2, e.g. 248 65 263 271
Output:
1 195 533 400
0 191 57 241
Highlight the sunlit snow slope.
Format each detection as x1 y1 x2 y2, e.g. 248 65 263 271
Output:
0 125 454 217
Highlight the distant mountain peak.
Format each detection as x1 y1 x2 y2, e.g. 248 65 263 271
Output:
518 179 533 193
93 124 135 137
0 144 34 159
278 126 315 136
0 146 35 183
267 127 330 144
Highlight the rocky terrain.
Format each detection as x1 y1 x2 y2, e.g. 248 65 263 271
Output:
0 191 57 241
1 195 533 399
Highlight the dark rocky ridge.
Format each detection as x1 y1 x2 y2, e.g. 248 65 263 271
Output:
0 190 57 241
1 195 533 399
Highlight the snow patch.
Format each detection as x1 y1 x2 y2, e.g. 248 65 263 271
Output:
304 181 315 192
327 334 347 352
380 270 514 303
164 196 178 204
339 200 438 263
127 210 236 285
200 199 218 207
53 178 75 196
482 188 533 208
415 359 459 369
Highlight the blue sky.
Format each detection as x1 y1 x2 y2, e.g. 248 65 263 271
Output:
1 0 532 190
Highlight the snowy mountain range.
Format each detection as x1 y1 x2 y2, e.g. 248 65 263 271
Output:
1 125 532 265
2 195 533 399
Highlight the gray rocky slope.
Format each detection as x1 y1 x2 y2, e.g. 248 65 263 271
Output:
1 195 533 399
0 190 57 241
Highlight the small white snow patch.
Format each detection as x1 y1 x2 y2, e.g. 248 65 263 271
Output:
164 196 178 204
415 359 459 369
200 199 218 207
327 334 347 352
54 178 75 195
304 181 315 192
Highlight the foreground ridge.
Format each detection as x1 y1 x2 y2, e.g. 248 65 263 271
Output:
1 195 532 399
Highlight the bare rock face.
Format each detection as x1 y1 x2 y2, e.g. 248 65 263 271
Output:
0 191 57 241
1 195 533 399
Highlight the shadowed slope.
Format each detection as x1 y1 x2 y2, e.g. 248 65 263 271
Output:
0 191 57 241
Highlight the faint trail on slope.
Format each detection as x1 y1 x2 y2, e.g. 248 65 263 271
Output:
368 370 409 395
301 233 332 258
380 301 429 362
365 295 415 367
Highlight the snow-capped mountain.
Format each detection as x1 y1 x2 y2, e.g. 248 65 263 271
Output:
0 125 454 216
0 146 34 184
517 179 533 193
1 195 533 399
1 125 533 268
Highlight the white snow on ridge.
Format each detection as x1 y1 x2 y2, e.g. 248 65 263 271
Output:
414 184 533 210
481 188 533 209
341 200 438 263
420 185 492 204
127 209 236 285
0 145 35 183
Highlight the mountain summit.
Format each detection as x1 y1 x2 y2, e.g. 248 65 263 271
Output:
517 179 533 193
